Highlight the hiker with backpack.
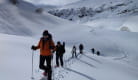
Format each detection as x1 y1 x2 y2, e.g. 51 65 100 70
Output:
55 41 65 67
31 30 55 80
71 45 77 58
91 48 95 54
79 44 84 54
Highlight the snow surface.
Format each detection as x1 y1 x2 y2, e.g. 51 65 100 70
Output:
24 0 80 6
83 15 138 32
0 0 138 80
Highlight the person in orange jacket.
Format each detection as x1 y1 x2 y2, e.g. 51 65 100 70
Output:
31 30 55 80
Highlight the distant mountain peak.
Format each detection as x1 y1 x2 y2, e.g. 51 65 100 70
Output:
48 0 138 23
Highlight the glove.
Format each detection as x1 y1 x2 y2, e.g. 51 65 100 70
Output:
31 45 37 50
52 50 55 53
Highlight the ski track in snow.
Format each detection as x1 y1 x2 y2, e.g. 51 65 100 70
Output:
76 58 96 68
52 53 97 80
64 67 96 80
112 43 128 60
82 54 102 64
114 52 127 60
52 50 131 80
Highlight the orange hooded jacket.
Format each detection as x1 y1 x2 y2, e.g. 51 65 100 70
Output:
36 38 55 56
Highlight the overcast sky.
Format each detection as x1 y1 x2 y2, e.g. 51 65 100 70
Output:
24 0 80 5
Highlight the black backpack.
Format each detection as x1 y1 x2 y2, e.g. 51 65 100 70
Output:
62 42 65 53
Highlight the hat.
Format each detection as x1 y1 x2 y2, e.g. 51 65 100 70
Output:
57 41 61 45
43 30 48 36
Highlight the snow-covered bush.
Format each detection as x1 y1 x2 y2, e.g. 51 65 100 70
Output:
35 8 43 14
120 26 131 32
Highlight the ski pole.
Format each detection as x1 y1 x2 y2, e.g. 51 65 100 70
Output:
52 54 54 80
31 50 34 79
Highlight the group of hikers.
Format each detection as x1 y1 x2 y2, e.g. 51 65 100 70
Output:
31 30 98 80
71 44 84 58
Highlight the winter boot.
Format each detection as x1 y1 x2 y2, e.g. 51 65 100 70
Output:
42 72 47 76
54 65 59 68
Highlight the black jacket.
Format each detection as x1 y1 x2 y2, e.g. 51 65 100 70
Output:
56 45 65 55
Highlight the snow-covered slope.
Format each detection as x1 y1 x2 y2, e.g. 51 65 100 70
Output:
0 31 138 80
38 5 58 11
48 0 138 32
61 0 136 9
0 0 138 80
48 0 138 25
24 0 80 6
0 0 70 36
83 15 138 32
